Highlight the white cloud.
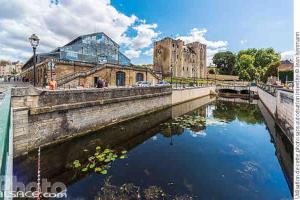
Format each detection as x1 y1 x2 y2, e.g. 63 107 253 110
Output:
143 48 153 56
176 28 228 65
0 0 158 62
121 22 159 59
240 39 247 45
124 49 141 59
281 50 294 61
177 28 227 49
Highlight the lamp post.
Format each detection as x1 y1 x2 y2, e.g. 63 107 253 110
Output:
29 34 40 86
193 66 196 86
170 65 173 87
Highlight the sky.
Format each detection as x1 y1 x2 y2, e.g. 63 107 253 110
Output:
0 0 294 65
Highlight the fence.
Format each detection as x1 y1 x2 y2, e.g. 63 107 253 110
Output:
0 89 12 200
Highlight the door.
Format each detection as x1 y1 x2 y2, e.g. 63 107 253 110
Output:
94 77 99 87
116 71 125 86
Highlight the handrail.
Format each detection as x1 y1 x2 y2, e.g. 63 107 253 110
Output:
0 89 12 200
57 64 105 86
257 83 285 97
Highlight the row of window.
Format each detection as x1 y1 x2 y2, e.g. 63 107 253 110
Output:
115 71 144 86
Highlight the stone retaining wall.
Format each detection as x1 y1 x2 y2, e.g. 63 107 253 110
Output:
172 86 215 105
257 86 294 142
257 87 277 115
12 86 216 156
12 86 172 156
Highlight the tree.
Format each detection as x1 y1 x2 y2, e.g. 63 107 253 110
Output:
254 48 280 69
236 48 280 81
208 68 215 74
261 61 280 83
237 48 257 60
236 54 256 81
212 51 236 75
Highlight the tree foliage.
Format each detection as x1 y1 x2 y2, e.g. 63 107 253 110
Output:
212 51 236 75
211 48 280 81
236 48 280 81
261 61 280 83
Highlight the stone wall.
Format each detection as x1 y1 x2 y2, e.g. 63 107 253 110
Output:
207 74 239 81
11 86 172 156
172 86 215 105
12 85 217 156
257 86 294 142
257 87 277 115
276 89 294 141
153 37 207 79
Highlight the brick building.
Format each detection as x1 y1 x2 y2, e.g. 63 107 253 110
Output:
153 37 207 79
21 32 159 87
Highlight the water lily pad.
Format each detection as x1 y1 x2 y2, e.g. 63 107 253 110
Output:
81 168 88 172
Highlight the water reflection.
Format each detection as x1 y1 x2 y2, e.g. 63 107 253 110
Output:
14 97 293 199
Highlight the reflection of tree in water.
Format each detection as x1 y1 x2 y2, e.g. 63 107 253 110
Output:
96 176 193 200
160 114 206 138
160 125 184 138
212 101 264 124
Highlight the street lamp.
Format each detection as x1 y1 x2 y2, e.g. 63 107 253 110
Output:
170 65 173 87
29 34 40 86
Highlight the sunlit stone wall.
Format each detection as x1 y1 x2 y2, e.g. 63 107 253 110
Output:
257 87 277 115
257 86 294 142
172 86 215 105
11 86 172 156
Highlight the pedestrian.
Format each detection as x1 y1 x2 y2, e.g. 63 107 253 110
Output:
48 78 57 90
96 78 104 88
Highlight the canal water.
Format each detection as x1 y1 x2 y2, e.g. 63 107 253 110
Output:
14 97 293 200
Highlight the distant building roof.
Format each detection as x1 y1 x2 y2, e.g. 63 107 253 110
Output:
279 60 293 72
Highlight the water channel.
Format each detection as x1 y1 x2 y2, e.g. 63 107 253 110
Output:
14 96 293 199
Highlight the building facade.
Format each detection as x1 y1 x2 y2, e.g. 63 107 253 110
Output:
0 61 22 77
21 32 159 87
153 37 207 79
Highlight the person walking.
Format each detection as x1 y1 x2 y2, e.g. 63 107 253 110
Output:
48 78 57 90
96 78 104 88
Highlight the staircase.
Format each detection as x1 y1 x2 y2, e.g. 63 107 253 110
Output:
56 64 105 86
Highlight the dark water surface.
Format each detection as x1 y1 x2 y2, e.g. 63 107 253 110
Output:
14 97 293 200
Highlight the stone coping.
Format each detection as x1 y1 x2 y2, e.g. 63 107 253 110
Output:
30 91 172 115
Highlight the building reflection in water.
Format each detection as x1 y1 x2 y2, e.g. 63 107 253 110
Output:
258 100 293 193
14 95 215 187
13 95 293 196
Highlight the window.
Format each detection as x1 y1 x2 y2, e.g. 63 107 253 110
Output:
136 73 144 82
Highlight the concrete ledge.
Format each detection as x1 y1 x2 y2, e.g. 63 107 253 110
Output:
30 91 172 115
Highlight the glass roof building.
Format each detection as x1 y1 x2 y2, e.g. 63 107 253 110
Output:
23 32 131 70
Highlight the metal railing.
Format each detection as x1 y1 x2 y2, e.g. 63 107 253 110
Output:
257 83 284 96
0 89 12 200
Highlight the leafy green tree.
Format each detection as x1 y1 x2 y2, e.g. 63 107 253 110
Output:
254 48 280 69
237 48 258 60
236 54 257 81
261 61 280 83
208 68 215 74
236 48 280 81
212 51 236 75
11 68 17 75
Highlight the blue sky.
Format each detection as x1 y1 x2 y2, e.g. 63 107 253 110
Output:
0 0 293 64
112 0 293 64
